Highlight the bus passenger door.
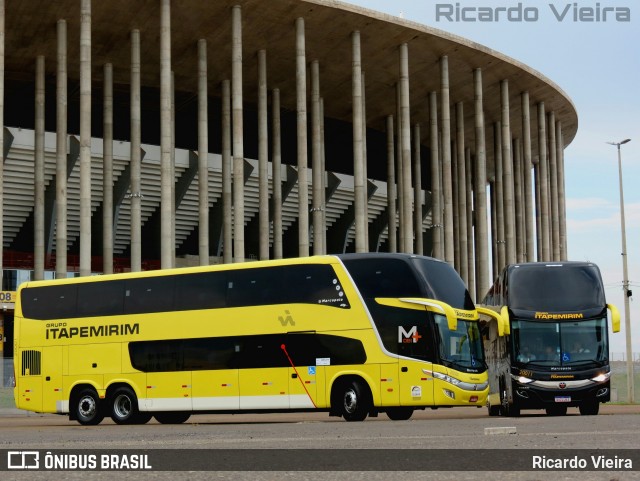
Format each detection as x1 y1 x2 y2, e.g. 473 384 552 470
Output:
398 359 434 407
397 316 435 407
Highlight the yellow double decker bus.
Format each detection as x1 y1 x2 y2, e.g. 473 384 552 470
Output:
14 253 500 425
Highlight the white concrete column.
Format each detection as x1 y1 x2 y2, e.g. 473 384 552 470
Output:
34 56 45 280
295 17 309 257
56 19 67 279
501 80 516 265
413 124 423 255
320 98 327 253
455 102 468 284
548 111 560 261
102 63 113 275
198 39 209 265
386 115 397 253
79 0 91 277
494 122 505 272
352 31 366 253
429 91 442 260
521 92 534 262
130 29 142 272
537 102 550 261
513 138 524 263
232 6 245 262
556 121 567 260
272 88 283 259
440 56 453 265
160 0 173 268
465 148 475 298
258 49 269 260
311 60 323 255
396 83 404 251
473 69 490 300
399 44 413 253
361 72 369 249
222 79 233 263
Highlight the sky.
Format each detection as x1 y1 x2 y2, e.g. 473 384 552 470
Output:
347 0 639 358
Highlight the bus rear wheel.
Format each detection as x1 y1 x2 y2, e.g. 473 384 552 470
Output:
74 389 104 426
386 407 413 421
110 387 141 425
339 380 370 422
154 412 191 424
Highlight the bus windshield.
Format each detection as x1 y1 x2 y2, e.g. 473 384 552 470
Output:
412 258 475 311
511 317 609 368
509 264 605 312
435 315 485 370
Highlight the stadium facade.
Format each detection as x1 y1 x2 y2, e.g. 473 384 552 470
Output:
0 0 577 367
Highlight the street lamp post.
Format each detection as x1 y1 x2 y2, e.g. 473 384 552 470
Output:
607 138 633 404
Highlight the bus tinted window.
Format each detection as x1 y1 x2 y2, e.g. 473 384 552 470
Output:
342 258 421 299
124 276 175 314
174 271 227 311
284 264 349 308
412 258 475 310
21 284 78 320
227 267 285 307
509 265 605 312
130 334 366 372
77 280 125 317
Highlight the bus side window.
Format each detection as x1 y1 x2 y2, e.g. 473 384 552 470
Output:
175 271 227 311
124 276 175 315
77 280 125 317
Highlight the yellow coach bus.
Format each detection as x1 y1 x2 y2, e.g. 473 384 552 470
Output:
13 253 501 425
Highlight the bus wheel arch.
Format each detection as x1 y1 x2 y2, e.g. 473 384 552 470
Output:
330 375 372 422
70 385 104 426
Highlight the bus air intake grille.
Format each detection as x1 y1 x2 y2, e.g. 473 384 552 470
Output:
21 350 42 376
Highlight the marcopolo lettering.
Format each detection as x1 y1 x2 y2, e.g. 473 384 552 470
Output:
46 323 139 340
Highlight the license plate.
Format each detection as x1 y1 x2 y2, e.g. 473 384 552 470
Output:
555 396 571 403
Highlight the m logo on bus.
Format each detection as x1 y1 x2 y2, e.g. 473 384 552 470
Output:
278 310 295 326
398 326 422 344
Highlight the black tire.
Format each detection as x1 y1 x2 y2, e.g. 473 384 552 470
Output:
74 389 104 426
153 412 191 424
545 405 568 416
487 403 501 417
386 407 413 421
579 401 600 416
339 380 370 422
110 387 140 425
499 379 520 417
133 412 153 424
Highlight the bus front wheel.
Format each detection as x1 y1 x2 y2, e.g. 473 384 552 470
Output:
74 389 104 426
579 401 599 416
386 407 413 421
339 380 370 422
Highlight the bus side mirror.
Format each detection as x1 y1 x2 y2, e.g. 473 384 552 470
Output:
500 306 511 335
608 304 621 333
399 298 458 331
476 307 505 337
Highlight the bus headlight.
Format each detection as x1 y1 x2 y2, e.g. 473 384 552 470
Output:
424 369 488 391
591 372 611 383
511 374 533 384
